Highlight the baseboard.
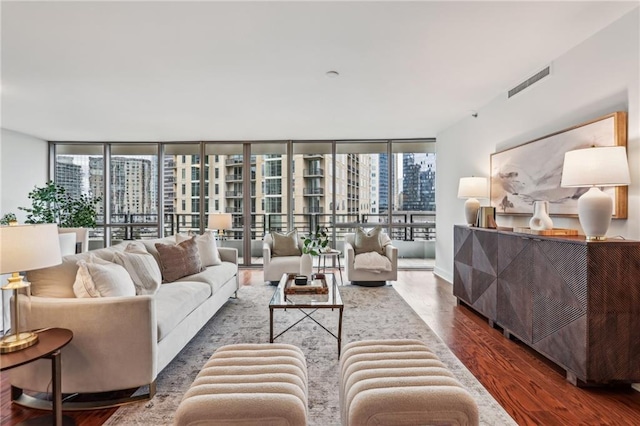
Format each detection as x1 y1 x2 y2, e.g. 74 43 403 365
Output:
433 266 452 284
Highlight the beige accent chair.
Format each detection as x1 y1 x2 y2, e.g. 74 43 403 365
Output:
343 232 398 286
58 227 89 253
262 232 304 283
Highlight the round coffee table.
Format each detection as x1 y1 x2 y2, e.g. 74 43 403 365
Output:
1 327 74 426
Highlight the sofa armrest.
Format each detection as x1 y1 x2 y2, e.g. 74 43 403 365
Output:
11 295 157 393
218 247 238 264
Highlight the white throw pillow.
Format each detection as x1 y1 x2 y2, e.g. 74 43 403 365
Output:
175 231 222 266
73 255 136 298
113 242 162 295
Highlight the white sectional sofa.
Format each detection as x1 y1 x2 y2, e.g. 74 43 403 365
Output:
9 236 239 409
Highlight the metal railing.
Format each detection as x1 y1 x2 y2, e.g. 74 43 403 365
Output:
89 211 436 252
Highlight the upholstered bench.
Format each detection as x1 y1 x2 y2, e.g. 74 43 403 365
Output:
340 339 479 426
174 343 308 426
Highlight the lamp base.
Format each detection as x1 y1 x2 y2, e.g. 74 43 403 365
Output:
0 331 39 353
464 198 481 226
578 187 613 241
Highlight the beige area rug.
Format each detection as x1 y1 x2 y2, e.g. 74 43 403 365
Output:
104 284 516 425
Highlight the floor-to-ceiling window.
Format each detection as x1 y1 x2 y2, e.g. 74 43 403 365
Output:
250 142 288 265
53 144 105 248
204 143 246 262
391 140 436 268
51 139 436 269
108 144 159 244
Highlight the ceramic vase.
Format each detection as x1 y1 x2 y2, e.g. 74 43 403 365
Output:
300 253 313 277
529 200 553 231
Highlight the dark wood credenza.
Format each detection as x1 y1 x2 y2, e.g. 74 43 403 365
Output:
453 225 640 386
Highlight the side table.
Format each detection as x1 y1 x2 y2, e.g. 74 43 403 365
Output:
317 249 343 285
1 327 74 426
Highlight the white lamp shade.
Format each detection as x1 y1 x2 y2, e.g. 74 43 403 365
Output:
561 146 631 187
0 224 62 274
208 213 232 231
458 177 489 199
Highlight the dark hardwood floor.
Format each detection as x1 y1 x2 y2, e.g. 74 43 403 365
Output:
2 269 639 425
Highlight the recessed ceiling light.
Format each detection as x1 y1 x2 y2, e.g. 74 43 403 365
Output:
326 70 340 78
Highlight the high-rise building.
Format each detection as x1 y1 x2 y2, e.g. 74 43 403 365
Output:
402 153 436 211
55 156 83 199
90 156 156 220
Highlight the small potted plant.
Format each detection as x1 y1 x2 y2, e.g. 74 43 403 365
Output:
302 225 329 256
300 226 330 277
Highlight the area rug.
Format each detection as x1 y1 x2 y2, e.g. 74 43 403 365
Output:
104 284 516 425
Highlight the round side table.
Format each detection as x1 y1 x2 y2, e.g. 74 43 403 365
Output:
317 249 343 285
1 327 74 426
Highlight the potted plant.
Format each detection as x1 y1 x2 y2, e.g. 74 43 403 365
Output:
19 181 101 228
0 213 17 225
300 226 329 277
18 181 101 252
302 225 329 256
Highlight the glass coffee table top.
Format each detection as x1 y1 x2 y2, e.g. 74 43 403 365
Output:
269 272 343 308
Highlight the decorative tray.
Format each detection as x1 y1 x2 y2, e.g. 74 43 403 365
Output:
284 273 329 295
513 227 579 236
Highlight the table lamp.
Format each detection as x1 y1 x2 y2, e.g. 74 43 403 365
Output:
458 177 489 226
207 213 233 239
561 146 630 240
0 223 62 353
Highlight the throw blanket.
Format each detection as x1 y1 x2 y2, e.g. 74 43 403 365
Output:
354 251 392 273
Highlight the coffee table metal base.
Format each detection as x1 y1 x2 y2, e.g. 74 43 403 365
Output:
269 306 344 356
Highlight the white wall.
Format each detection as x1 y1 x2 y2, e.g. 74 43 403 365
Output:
0 128 48 334
435 8 639 282
0 128 49 221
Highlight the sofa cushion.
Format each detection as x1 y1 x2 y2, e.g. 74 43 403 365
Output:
154 281 212 341
156 237 204 283
272 230 302 257
138 236 176 266
176 262 238 293
73 255 136 298
113 242 162 295
27 245 126 298
176 231 222 267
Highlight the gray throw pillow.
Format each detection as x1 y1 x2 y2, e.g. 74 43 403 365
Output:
354 226 384 255
155 236 204 283
272 230 302 257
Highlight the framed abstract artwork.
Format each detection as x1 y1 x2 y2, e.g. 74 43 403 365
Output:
490 111 627 217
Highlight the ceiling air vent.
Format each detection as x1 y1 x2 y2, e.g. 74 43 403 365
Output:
508 66 551 98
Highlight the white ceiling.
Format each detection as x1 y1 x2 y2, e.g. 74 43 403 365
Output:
1 1 638 142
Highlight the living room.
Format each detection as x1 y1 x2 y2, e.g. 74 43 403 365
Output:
1 1 639 425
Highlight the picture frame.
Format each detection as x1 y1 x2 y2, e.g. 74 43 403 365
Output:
490 111 627 218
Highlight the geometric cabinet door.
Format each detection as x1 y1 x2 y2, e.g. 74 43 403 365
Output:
453 226 497 320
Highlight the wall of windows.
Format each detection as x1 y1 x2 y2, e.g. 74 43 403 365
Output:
51 139 435 267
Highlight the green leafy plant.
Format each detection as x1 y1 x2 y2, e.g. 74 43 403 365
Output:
0 213 17 225
302 225 329 256
19 181 101 228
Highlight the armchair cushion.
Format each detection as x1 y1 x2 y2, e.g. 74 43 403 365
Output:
354 226 385 255
272 230 302 257
354 252 392 273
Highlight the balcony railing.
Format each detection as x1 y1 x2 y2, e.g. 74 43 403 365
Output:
303 168 324 177
303 187 324 196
